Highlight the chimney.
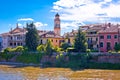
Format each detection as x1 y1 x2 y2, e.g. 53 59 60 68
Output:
108 23 111 27
10 27 12 34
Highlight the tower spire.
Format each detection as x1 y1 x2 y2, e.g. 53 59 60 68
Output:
16 23 19 28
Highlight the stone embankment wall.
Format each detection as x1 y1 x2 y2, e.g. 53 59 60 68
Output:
91 53 120 64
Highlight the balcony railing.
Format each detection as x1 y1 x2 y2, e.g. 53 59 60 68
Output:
86 34 98 37
87 40 97 45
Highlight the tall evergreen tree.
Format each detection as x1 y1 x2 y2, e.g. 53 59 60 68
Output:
25 22 39 51
45 39 53 56
74 27 87 52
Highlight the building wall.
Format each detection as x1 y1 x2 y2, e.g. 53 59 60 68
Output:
2 36 9 50
86 31 99 50
99 33 118 52
40 38 64 47
0 36 2 51
8 34 25 48
64 37 74 46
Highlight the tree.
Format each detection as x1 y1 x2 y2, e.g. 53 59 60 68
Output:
60 42 71 51
45 39 53 56
25 22 39 51
74 27 87 52
37 44 45 53
114 43 120 52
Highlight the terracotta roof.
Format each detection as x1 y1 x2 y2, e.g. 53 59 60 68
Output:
99 26 119 33
10 27 26 34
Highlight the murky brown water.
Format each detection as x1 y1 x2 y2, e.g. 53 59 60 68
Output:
0 65 120 80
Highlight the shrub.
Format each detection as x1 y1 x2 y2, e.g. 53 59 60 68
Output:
60 42 71 51
114 43 120 52
67 48 78 52
37 45 45 53
53 46 62 52
16 52 42 64
3 47 14 53
14 46 24 52
0 52 16 61
86 49 91 53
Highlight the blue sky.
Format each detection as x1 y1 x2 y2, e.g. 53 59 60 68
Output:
0 0 120 35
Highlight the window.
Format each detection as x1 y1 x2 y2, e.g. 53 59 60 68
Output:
100 42 103 47
88 38 90 41
97 44 98 48
40 40 43 44
51 39 53 42
10 37 12 40
68 39 70 43
114 35 118 39
21 43 23 46
14 43 16 46
115 42 117 45
10 43 12 46
107 35 111 39
96 38 98 41
17 43 20 46
100 36 104 39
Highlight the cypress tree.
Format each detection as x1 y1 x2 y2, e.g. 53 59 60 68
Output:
25 22 39 51
74 27 87 52
45 39 53 56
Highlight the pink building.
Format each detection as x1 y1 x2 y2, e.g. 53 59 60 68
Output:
99 26 120 52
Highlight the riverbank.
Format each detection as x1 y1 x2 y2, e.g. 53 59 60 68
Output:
0 62 41 67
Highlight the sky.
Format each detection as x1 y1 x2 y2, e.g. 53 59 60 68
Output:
0 0 120 35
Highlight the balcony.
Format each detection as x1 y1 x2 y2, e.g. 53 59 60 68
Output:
86 34 98 37
88 40 97 45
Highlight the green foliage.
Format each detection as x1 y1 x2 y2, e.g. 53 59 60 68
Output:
67 47 77 52
114 43 120 52
3 47 13 53
86 49 91 53
25 22 39 51
14 46 24 52
91 49 99 52
45 39 53 56
60 42 71 51
0 52 16 61
88 62 120 70
53 46 62 52
3 46 25 53
16 52 42 64
55 53 89 69
37 44 45 53
74 28 88 52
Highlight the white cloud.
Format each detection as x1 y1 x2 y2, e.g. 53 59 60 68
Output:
17 18 34 21
104 0 112 3
18 23 22 26
52 0 120 25
34 22 48 27
61 21 85 30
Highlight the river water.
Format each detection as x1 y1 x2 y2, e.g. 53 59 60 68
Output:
0 65 120 80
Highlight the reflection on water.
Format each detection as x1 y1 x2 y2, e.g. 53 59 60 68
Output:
0 65 120 80
0 71 25 80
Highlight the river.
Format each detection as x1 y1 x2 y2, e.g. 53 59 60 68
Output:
0 64 120 80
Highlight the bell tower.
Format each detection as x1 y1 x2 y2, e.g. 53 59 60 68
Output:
54 13 61 36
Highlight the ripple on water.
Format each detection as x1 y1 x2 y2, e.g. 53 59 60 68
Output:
0 71 25 80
